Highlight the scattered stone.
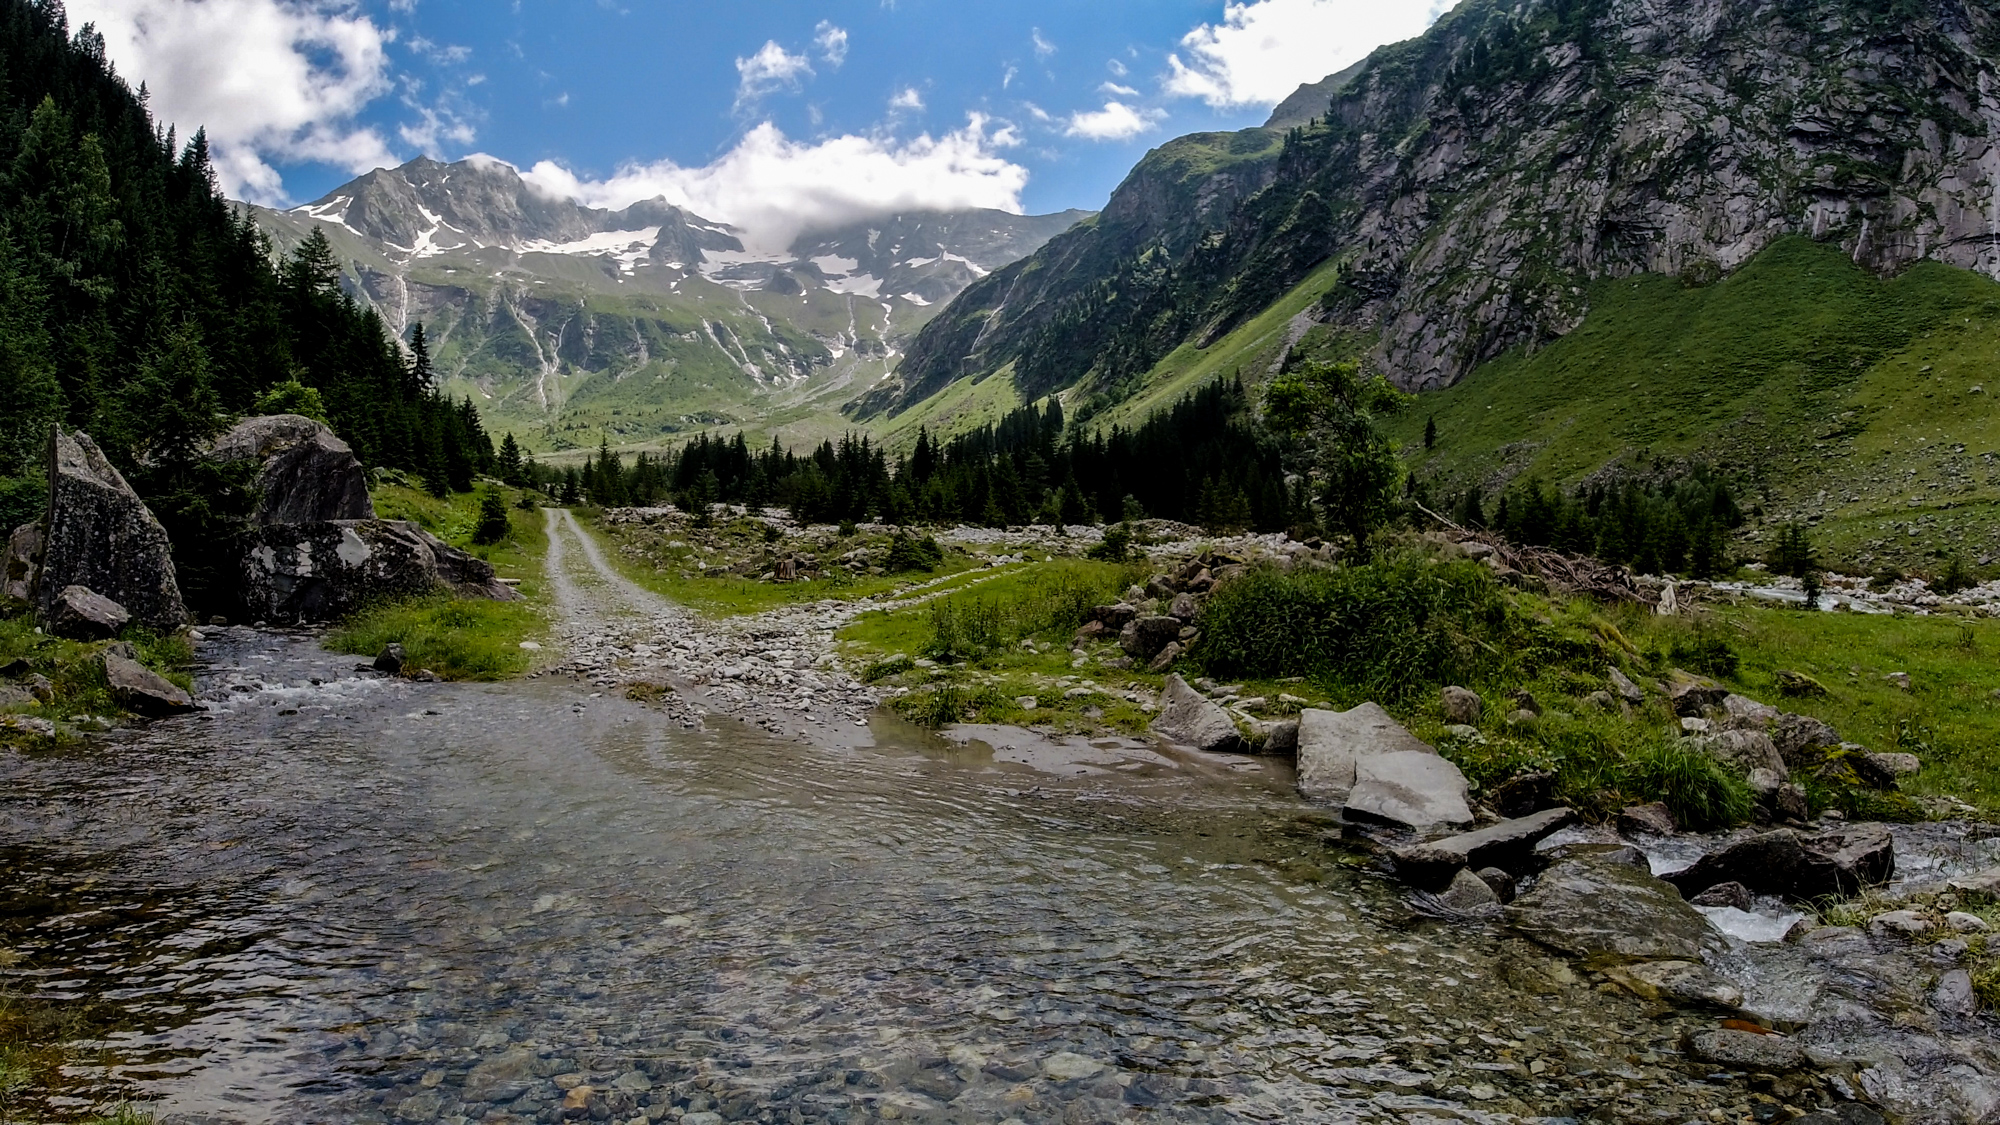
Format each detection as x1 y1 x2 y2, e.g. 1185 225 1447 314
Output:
1435 867 1501 913
35 427 187 632
1774 782 1809 822
1885 671 1912 692
1475 867 1517 903
1151 674 1243 754
1934 969 1977 1018
1666 826 1895 902
1507 853 1721 963
1772 713 1841 766
1015 696 1038 711
519 640 541 651
47 585 129 640
1441 685 1482 725
103 651 195 716
374 643 407 675
1441 723 1486 744
1616 802 1677 837
1295 702 1437 803
1666 670 1728 717
1691 729 1786 778
1490 769 1557 818
1346 749 1474 832
1685 1028 1807 1072
1146 640 1181 673
1608 667 1645 705
205 414 376 525
1862 751 1920 778
2 522 41 608
1946 911 1990 933
1041 1052 1105 1082
1504 708 1538 726
462 1048 539 1103
1508 689 1542 716
1393 806 1575 888
1610 960 1744 1010
1720 693 1781 728
1118 615 1183 661
1679 716 1712 736
1582 689 1618 712
23 674 53 704
1947 867 2000 898
1867 909 1930 936
0 715 57 743
1775 670 1828 698
1168 592 1199 621
1244 717 1299 756
1746 767 1783 802
1688 881 1752 910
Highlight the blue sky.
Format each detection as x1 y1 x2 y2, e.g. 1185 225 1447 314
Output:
70 0 1444 243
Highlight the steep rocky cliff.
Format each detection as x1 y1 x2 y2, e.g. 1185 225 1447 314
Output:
873 0 2000 418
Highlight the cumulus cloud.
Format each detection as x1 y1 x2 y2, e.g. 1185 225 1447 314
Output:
735 40 814 104
814 20 848 67
1064 100 1163 142
1165 0 1436 108
68 0 398 203
520 116 1028 253
888 87 924 111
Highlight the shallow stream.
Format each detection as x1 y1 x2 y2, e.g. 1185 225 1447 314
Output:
0 629 1783 1124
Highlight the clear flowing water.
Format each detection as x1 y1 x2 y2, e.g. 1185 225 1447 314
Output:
0 629 1763 1125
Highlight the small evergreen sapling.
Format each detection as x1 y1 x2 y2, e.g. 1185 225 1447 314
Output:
473 488 511 545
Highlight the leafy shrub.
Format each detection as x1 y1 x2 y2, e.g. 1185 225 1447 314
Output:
922 599 1002 663
1935 556 1978 595
250 378 329 424
1669 633 1740 678
1192 554 1518 704
1621 740 1754 830
885 534 945 573
1086 522 1135 562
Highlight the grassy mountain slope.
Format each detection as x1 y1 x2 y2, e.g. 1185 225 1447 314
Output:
1390 236 2000 572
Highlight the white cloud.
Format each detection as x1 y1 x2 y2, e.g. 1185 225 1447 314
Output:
520 116 1028 253
1001 64 1018 89
1064 100 1163 142
1031 28 1055 59
1165 0 1437 108
814 20 848 66
1107 58 1128 77
1100 81 1139 97
406 35 470 65
735 40 814 104
68 0 398 203
888 87 924 111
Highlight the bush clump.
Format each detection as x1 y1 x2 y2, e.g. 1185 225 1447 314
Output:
1192 554 1517 703
885 534 945 573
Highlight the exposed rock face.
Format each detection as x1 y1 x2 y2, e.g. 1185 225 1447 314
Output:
887 0 2000 408
48 586 129 640
3 523 41 607
103 650 196 716
1686 1028 1807 1072
1617 802 1678 837
1506 853 1721 965
206 414 376 525
1689 729 1787 779
1666 826 1895 902
1347 751 1474 832
37 427 186 632
1151 674 1243 753
242 520 521 623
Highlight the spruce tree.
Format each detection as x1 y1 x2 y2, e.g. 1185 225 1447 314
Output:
498 432 524 484
473 488 511 545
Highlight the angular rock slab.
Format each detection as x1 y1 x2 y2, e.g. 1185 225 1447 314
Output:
103 651 195 716
1665 826 1894 903
242 519 522 623
1296 702 1438 803
1151 674 1242 753
37 427 187 632
1395 806 1575 888
48 585 129 640
206 414 377 526
1506 854 1722 965
3 522 42 607
1345 750 1474 831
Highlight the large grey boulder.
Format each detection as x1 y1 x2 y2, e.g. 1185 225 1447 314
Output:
1346 750 1474 832
1151 674 1243 753
1296 702 1437 802
1394 806 1576 888
48 585 129 640
1689 729 1787 778
2 522 41 607
1665 826 1894 902
242 520 521 623
1772 713 1841 765
103 650 196 716
36 427 186 632
206 414 376 525
1506 853 1722 965
1119 615 1183 660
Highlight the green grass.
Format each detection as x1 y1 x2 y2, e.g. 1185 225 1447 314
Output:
324 594 542 681
1385 235 2000 574
0 615 192 733
317 480 551 680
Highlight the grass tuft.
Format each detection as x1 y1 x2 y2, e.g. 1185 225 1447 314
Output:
325 594 542 681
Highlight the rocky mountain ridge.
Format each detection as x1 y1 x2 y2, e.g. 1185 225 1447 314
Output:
872 0 2000 421
249 157 1089 448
